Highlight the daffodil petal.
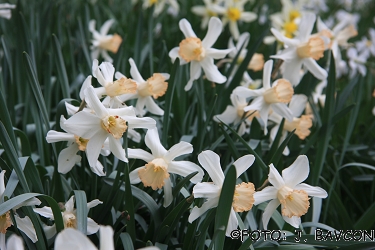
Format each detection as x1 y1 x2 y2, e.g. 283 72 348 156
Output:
100 19 114 35
295 183 328 198
99 226 114 250
303 58 328 81
179 18 197 38
165 141 193 162
282 215 301 228
200 57 226 84
55 228 97 250
163 178 173 207
253 186 278 205
129 167 142 184
271 103 294 121
144 97 164 116
202 17 222 48
233 154 255 178
87 217 100 235
58 144 81 174
128 148 153 162
226 208 239 236
33 206 54 219
108 136 127 162
129 58 146 83
188 196 220 223
86 131 108 168
214 105 237 124
168 161 204 183
145 128 167 157
282 155 309 188
15 215 37 243
268 164 285 189
262 199 280 230
198 150 224 186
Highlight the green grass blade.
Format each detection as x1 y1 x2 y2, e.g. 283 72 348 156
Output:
52 34 70 99
73 190 88 235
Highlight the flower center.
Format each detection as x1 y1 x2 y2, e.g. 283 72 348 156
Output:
138 158 170 190
149 0 158 4
206 9 217 17
101 115 128 139
179 37 205 62
263 79 294 104
0 212 11 234
227 7 241 21
283 22 298 38
74 135 89 151
105 77 137 97
138 73 168 99
63 212 77 229
284 115 313 140
232 182 255 212
277 186 310 218
297 37 325 60
248 53 264 72
99 34 123 53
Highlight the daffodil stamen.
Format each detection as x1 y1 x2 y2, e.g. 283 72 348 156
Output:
232 182 255 212
297 37 325 60
0 211 11 234
74 136 89 151
104 77 137 97
227 7 241 21
179 37 205 62
101 115 127 139
138 158 170 190
63 213 77 229
263 79 294 104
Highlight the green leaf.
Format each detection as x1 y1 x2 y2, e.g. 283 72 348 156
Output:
268 129 295 167
52 34 70 99
172 171 198 198
119 233 135 250
354 201 375 230
214 165 236 249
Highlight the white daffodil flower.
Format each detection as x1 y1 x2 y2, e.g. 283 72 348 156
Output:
169 17 233 91
317 17 357 77
214 92 259 136
129 128 204 207
55 225 114 250
270 13 328 86
142 0 179 17
347 47 368 78
34 196 102 237
268 94 312 156
63 86 156 169
5 234 24 250
89 19 122 63
215 0 257 40
82 60 137 108
0 3 16 19
234 60 294 134
0 171 40 249
191 0 222 29
116 58 169 116
253 155 328 229
189 150 255 236
46 116 110 176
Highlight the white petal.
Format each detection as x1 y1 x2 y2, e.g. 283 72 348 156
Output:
144 97 164 116
100 19 114 35
165 141 193 162
99 62 115 83
0 170 5 198
282 155 309 188
86 131 108 168
202 17 222 48
168 161 204 183
270 28 299 47
46 130 75 143
192 182 221 199
58 144 81 174
125 116 156 130
79 76 93 101
163 178 173 207
283 215 301 228
268 164 285 189
233 87 264 99
263 60 273 89
240 12 257 22
185 61 202 91
298 13 316 42
200 58 226 83
303 58 328 81
135 97 147 116
271 47 299 62
33 206 54 219
144 128 167 157
271 103 294 121
188 196 220 223
84 86 108 118
108 137 127 162
129 58 146 83
289 94 308 117
233 154 255 178
15 215 37 243
87 199 103 209
214 105 237 124
295 183 328 198
87 217 100 235
205 48 233 59
6 234 25 250
226 209 239 236
262 199 280 230
281 59 303 86
55 228 97 250
65 196 75 212
63 111 102 139
253 186 278 205
129 167 142 184
197 150 224 186
168 47 180 63
243 96 265 112
128 148 153 162
43 224 57 240
179 19 197 38
90 160 106 176
99 225 114 250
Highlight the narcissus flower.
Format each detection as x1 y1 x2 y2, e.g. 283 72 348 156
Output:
191 0 222 29
169 17 233 91
253 155 327 229
271 13 328 86
189 150 255 236
116 58 169 116
89 19 123 63
0 3 16 19
63 86 156 169
234 60 294 134
129 128 204 207
34 196 102 237
142 0 179 17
